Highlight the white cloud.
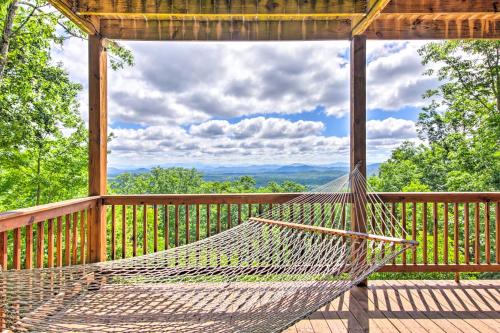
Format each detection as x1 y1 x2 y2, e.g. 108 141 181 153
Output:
367 117 417 139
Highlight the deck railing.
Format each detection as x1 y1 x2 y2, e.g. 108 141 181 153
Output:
0 193 498 273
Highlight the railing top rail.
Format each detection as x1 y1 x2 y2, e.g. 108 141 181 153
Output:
0 196 100 233
102 192 500 205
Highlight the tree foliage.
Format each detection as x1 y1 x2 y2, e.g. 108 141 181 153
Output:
370 41 500 192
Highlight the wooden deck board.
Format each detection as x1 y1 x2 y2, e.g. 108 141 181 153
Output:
292 280 500 333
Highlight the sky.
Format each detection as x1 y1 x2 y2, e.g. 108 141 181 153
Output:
52 39 438 169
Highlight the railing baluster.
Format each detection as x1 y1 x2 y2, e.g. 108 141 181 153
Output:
412 202 417 265
56 216 62 267
237 204 242 225
391 203 396 264
164 205 169 250
422 202 427 265
36 221 44 268
13 228 21 270
122 205 126 258
474 202 480 264
227 204 231 229
111 205 116 260
0 231 7 270
496 201 500 265
132 205 137 257
402 202 407 265
206 204 211 237
154 204 158 252
174 205 179 247
216 204 221 233
65 214 71 265
485 202 490 264
454 203 459 265
26 224 33 269
185 204 190 244
48 218 54 268
464 202 470 264
80 210 86 264
143 204 148 255
433 202 438 265
443 203 448 265
196 204 200 241
72 212 78 264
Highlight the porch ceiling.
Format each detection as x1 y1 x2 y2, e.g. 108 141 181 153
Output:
49 0 500 41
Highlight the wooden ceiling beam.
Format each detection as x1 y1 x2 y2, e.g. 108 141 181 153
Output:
48 0 99 35
366 15 500 39
76 0 367 16
99 18 352 41
383 0 500 14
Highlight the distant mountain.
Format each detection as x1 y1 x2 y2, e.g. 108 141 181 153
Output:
108 163 381 188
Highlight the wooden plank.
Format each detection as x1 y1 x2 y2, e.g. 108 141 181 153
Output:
216 204 221 234
206 204 211 237
227 204 232 229
352 0 391 35
464 202 470 264
251 217 418 245
454 203 459 265
88 34 107 263
0 197 99 233
402 202 407 265
36 221 44 268
412 202 417 264
100 18 352 41
77 0 366 16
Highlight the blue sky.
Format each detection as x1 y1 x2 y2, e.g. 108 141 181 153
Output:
53 40 437 168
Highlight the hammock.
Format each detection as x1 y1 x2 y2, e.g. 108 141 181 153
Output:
0 168 417 332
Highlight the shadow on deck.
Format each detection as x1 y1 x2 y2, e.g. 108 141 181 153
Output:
290 280 500 333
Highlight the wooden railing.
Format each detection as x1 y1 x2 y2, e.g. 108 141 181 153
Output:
0 193 498 273
0 197 99 270
102 192 500 273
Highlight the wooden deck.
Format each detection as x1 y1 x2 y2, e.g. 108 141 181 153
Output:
289 280 500 333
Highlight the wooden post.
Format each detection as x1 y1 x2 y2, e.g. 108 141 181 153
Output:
350 35 367 286
88 34 107 263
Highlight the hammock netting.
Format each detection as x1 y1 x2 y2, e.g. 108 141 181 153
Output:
0 168 417 332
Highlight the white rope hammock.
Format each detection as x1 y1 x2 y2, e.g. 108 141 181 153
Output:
0 168 417 332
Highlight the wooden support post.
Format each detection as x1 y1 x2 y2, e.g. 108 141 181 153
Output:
350 35 367 286
88 34 107 263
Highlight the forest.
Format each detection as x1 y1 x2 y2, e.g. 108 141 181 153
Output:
1 1 499 279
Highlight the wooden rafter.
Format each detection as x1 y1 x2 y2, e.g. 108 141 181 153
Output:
352 0 391 36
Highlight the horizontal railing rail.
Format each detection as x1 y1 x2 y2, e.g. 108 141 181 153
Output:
0 193 498 274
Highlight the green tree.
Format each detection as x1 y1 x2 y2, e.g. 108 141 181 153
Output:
371 41 500 192
0 0 133 210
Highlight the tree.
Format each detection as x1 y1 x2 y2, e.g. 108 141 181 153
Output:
0 0 133 210
371 41 500 192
